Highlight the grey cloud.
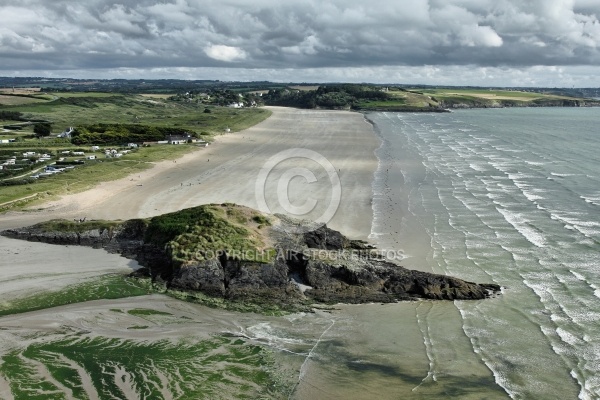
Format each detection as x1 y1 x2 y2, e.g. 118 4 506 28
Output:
0 0 599 84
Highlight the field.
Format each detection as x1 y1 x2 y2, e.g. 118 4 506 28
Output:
0 87 41 94
412 88 580 104
0 94 48 106
353 87 585 110
0 92 271 209
0 92 271 134
289 85 320 91
139 93 173 99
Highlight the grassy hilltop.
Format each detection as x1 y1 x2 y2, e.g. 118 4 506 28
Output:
0 90 271 209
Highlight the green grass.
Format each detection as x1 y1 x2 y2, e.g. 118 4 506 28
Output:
0 93 271 210
357 88 584 110
415 88 574 103
35 219 123 233
127 308 173 316
47 92 122 98
0 334 289 399
0 94 47 106
0 275 152 317
0 144 194 208
145 204 273 265
2 93 271 135
165 287 292 315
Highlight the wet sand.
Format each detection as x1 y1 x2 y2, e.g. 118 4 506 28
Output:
0 107 504 399
0 107 382 398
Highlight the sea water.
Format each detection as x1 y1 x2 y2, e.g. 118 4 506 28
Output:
368 108 600 399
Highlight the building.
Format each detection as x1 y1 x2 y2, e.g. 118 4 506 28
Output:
58 127 74 138
167 133 191 145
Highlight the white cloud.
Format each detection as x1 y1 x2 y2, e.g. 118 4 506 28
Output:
204 44 247 62
458 25 503 47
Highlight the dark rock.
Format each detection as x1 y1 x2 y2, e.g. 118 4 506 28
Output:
1 209 502 311
170 259 225 297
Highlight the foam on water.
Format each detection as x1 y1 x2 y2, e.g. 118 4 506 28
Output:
368 108 600 399
580 194 600 206
496 207 546 247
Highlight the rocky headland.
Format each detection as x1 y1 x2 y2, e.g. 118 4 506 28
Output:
1 204 501 311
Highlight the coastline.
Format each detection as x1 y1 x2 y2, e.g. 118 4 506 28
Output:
0 106 381 305
0 106 384 398
1 107 510 399
0 107 379 240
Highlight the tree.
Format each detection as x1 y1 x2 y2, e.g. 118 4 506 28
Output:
33 123 52 137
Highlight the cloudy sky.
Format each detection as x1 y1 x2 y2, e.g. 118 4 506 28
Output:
1 0 600 86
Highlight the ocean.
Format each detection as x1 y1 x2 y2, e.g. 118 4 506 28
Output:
365 108 600 399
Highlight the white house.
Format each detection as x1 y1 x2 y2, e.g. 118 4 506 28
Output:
58 127 74 138
91 146 100 151
86 155 96 160
127 143 138 148
72 151 85 156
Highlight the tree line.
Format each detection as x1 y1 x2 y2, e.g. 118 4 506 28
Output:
263 84 390 109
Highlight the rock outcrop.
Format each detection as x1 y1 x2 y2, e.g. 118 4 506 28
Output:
2 204 501 310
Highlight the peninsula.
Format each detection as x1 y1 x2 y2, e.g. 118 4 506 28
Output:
2 204 501 312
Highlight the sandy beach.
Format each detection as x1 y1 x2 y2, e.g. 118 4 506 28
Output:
0 105 379 303
0 105 379 302
0 107 378 240
0 107 384 399
0 107 508 399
